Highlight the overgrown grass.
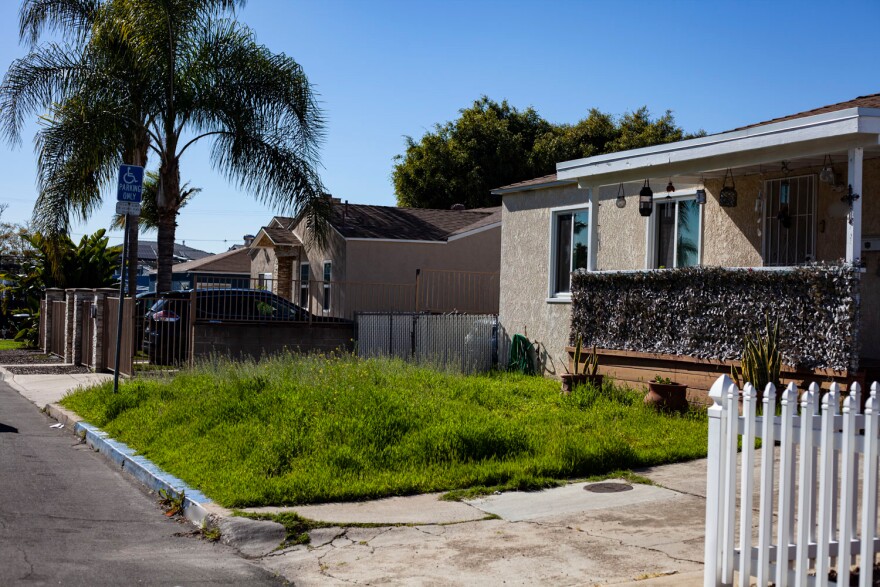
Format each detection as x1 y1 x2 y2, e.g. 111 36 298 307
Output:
0 339 25 350
60 353 707 508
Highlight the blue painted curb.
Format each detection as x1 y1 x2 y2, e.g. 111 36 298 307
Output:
74 420 215 525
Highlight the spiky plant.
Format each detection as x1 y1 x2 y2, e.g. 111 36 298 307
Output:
732 318 782 394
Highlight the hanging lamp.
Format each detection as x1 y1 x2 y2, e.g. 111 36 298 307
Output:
639 180 653 217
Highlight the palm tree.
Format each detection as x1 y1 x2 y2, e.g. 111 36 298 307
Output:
2 0 149 293
111 172 200 232
1 0 328 293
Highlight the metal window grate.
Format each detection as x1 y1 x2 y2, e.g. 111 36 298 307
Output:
763 175 816 266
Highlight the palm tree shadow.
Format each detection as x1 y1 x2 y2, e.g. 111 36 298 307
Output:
0 423 19 433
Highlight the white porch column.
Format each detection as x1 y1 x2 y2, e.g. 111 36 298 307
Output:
846 147 863 264
587 186 598 271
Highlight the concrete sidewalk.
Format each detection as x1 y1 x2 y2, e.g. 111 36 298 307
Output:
0 364 709 586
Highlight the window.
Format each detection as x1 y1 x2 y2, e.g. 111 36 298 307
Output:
322 261 331 314
650 197 702 269
257 272 272 291
763 175 816 266
551 207 590 296
298 263 310 309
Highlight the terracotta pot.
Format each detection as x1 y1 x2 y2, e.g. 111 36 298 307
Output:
645 382 689 412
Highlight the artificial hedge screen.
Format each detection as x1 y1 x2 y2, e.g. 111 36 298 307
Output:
570 264 859 371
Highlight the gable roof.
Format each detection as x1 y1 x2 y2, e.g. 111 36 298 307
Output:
251 225 303 248
136 241 211 263
151 248 251 275
327 204 500 241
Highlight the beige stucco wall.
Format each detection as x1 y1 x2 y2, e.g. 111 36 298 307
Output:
499 157 880 372
499 185 589 376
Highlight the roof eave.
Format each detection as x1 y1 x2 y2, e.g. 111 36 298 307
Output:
557 108 880 185
490 178 577 196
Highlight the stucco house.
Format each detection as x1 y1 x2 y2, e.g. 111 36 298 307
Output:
248 199 501 318
494 94 880 397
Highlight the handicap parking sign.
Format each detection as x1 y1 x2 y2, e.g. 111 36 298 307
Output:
117 165 145 203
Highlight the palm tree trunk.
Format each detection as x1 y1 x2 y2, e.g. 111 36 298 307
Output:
155 163 180 293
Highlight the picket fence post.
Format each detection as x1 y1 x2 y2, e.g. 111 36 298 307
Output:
704 374 731 587
860 383 879 587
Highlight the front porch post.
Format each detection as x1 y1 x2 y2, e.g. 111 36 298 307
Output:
846 147 863 264
587 185 598 271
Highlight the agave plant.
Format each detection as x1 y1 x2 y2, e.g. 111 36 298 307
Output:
732 318 782 395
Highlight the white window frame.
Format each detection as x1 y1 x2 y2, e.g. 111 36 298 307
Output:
761 174 817 267
298 262 310 310
257 272 273 291
322 260 332 314
547 201 593 300
644 190 703 269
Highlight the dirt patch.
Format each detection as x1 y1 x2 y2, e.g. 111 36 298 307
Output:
4 364 91 375
0 349 63 365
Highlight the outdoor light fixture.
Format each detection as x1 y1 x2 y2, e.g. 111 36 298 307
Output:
819 154 836 185
615 183 626 209
639 179 653 217
666 179 675 197
695 189 707 205
719 169 738 207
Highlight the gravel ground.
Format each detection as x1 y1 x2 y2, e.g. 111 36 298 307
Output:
3 364 91 375
0 349 62 365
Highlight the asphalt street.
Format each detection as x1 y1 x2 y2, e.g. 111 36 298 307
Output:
0 380 285 586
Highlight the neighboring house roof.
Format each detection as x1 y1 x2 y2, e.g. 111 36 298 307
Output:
136 241 212 263
165 248 251 275
328 204 500 241
251 226 303 248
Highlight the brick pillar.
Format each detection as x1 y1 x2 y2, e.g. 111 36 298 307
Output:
64 289 77 363
70 289 92 365
43 288 64 354
91 288 116 372
274 254 295 301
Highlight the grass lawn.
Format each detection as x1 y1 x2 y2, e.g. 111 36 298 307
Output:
60 354 708 508
0 339 25 350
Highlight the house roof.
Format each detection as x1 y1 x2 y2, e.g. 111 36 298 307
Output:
328 203 500 241
135 241 211 263
167 248 251 275
492 93 880 194
732 93 880 131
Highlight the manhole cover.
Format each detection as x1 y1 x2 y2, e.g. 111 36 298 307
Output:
584 482 633 493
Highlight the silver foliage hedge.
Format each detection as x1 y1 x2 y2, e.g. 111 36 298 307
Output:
570 264 860 371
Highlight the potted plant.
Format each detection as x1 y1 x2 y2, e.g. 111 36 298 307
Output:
561 337 603 394
645 375 688 412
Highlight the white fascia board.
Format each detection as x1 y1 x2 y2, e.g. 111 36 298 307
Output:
490 178 577 195
557 108 880 184
446 222 501 242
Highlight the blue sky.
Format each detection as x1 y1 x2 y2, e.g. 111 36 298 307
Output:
1 0 878 253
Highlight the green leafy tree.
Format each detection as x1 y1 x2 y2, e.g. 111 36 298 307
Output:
1 229 120 345
1 0 328 294
393 98 702 210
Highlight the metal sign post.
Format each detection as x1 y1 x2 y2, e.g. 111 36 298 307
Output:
112 165 144 393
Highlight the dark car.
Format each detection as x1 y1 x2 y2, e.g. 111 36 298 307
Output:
143 289 312 364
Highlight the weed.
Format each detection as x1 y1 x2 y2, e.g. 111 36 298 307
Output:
158 488 186 517
61 354 707 508
200 521 221 542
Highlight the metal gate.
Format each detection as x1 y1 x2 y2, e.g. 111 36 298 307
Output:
356 313 498 374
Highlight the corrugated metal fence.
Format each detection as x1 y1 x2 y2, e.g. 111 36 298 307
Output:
356 313 499 374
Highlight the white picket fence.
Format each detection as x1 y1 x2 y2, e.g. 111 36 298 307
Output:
704 375 880 587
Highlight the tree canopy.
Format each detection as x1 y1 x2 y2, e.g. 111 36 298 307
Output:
393 97 702 210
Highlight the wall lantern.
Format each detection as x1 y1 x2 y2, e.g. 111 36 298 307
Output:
638 179 653 217
719 169 737 207
695 189 707 205
819 154 836 185
615 183 626 209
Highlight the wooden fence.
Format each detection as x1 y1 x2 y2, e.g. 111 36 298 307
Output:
704 375 879 586
104 297 134 377
49 300 65 356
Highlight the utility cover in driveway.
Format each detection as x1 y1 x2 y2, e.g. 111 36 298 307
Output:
465 480 680 522
584 482 633 493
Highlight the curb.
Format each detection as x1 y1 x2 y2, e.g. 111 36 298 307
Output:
44 402 229 527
